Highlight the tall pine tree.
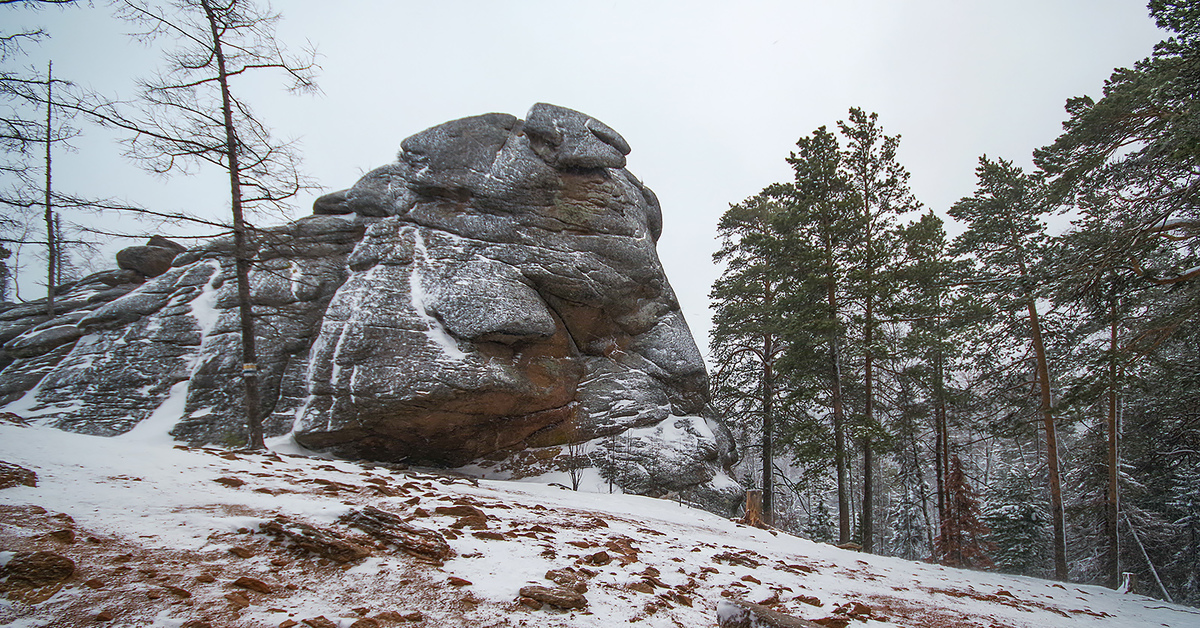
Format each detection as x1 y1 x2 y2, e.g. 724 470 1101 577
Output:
711 192 795 524
838 108 920 553
950 156 1068 580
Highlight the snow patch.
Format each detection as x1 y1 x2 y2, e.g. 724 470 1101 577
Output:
119 380 188 444
188 260 222 336
408 226 467 361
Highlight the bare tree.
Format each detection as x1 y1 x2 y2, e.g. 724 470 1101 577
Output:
86 0 319 449
1 1 94 308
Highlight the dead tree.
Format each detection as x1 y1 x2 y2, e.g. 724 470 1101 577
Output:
86 0 318 449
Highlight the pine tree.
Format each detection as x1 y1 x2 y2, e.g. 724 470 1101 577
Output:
889 483 928 561
711 192 794 524
1037 3 1200 586
838 108 920 553
1169 463 1200 605
1035 1 1200 294
935 454 995 570
1063 416 1114 584
804 496 836 544
987 460 1049 577
893 211 975 544
950 156 1068 580
887 365 937 560
776 125 857 542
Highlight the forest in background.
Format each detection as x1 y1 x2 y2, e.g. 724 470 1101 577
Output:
710 0 1200 605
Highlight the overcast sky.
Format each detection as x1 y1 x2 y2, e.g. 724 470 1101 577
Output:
6 1 1167 358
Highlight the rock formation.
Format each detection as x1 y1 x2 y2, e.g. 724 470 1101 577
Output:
0 104 742 513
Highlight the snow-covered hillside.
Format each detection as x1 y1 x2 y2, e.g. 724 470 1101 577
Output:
2 421 1197 628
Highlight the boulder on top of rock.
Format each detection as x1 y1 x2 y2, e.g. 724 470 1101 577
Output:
116 241 180 278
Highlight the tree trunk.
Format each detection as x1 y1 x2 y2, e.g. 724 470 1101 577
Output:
933 347 948 536
862 296 875 553
204 0 264 450
744 489 764 527
829 285 850 544
1105 294 1120 588
43 61 55 318
862 437 873 552
762 332 775 526
917 440 936 554
1027 296 1067 580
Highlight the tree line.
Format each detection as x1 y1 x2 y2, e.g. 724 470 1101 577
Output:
711 1 1200 604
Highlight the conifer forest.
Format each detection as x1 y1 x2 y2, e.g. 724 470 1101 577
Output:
710 1 1200 605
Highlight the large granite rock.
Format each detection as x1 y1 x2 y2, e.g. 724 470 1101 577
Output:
0 104 742 514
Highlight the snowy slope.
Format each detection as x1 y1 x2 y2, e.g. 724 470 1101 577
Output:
2 422 1198 628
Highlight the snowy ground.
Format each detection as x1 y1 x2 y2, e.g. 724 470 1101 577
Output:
2 421 1199 628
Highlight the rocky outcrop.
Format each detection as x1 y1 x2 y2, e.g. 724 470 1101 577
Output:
0 104 742 514
716 600 823 628
0 551 75 591
0 460 37 489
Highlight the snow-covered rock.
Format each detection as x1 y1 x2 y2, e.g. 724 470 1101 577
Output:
0 104 740 513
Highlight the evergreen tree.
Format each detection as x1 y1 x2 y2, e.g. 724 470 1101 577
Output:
1036 3 1200 587
987 460 1049 577
887 365 937 560
889 482 928 561
935 454 995 569
1169 463 1200 605
949 156 1068 580
893 211 977 542
1036 1 1200 295
711 192 794 524
1063 415 1115 585
804 495 836 544
1115 324 1198 603
1051 227 1144 588
776 124 857 542
838 108 920 553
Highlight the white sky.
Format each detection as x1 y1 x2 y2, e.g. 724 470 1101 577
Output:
5 1 1167 358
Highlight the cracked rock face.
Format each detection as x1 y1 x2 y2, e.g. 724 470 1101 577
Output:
0 104 742 514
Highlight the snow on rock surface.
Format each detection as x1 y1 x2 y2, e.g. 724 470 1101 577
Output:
0 104 738 512
2 423 1198 628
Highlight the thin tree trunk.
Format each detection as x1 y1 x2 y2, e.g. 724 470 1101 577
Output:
916 440 936 555
934 347 948 533
1027 296 1067 580
1123 512 1173 603
1105 293 1120 589
829 281 850 544
862 437 873 551
53 213 64 286
762 331 775 526
43 61 55 318
862 294 875 553
204 0 264 450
